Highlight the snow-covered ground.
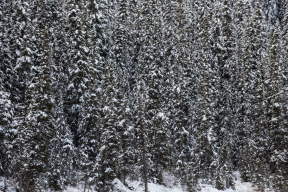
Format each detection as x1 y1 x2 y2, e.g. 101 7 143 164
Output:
62 172 274 192
0 172 275 192
198 172 274 192
0 177 17 192
110 178 183 192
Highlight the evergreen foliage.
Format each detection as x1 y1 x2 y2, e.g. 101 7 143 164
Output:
1 0 288 191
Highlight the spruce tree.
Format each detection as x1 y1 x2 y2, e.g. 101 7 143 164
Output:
239 2 269 188
191 4 218 186
9 1 39 191
268 20 288 191
94 61 122 191
110 0 135 185
0 71 13 176
214 0 235 189
48 0 76 188
135 79 150 192
0 0 15 178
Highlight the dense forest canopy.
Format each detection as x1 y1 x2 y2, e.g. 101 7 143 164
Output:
1 0 288 191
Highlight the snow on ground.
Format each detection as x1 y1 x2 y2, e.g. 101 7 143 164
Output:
199 172 274 192
1 172 275 192
199 182 254 192
120 179 183 192
0 177 17 192
0 177 3 191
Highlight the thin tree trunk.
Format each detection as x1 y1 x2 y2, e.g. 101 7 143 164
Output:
226 176 229 189
156 154 159 181
103 174 106 192
84 176 87 192
123 172 126 186
143 153 148 192
19 172 23 192
24 174 31 192
144 170 148 192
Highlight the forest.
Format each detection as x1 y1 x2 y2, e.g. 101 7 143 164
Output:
1 0 288 191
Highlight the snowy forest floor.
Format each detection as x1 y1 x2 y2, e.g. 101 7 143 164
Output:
0 172 275 192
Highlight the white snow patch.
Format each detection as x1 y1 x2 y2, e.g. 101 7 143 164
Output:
1 172 274 192
64 186 86 192
0 177 16 192
158 112 164 117
202 115 207 121
112 178 133 192
200 172 274 192
119 119 125 127
122 179 183 192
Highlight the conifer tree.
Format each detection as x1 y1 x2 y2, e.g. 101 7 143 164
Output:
48 0 76 188
239 2 269 187
250 3 270 189
0 71 13 176
191 4 218 187
0 0 14 95
64 0 89 146
110 0 136 185
162 0 178 173
134 1 160 186
233 0 250 171
147 60 170 183
17 26 56 191
268 21 288 191
8 1 39 191
214 0 235 189
135 79 150 192
0 0 15 178
94 61 122 191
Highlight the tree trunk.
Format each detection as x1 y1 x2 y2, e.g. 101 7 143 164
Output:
122 172 126 186
226 176 229 189
19 172 23 192
144 173 148 192
84 176 87 192
24 174 31 192
143 153 148 192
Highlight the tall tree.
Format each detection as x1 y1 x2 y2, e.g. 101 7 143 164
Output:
9 1 39 191
0 0 15 178
191 3 218 187
19 27 56 191
0 71 13 177
214 0 236 189
239 3 269 189
135 79 150 192
268 20 288 191
110 0 136 185
94 60 123 191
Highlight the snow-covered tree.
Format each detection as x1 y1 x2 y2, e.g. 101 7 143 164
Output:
191 3 218 187
0 0 15 178
268 20 288 191
0 71 13 176
213 1 236 189
110 0 136 185
239 3 269 188
94 60 123 191
135 79 150 192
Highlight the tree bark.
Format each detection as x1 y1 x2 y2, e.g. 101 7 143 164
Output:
143 153 148 192
19 172 23 192
84 176 87 192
